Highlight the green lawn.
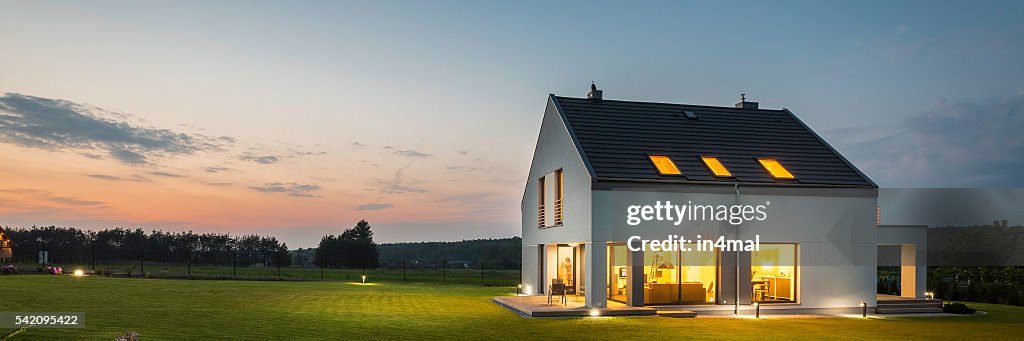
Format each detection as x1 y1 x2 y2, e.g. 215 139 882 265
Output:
2 275 1023 340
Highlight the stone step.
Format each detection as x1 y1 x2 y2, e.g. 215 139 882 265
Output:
656 310 697 318
876 307 944 314
877 301 942 308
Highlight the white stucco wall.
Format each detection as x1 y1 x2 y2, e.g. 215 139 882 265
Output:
591 186 879 309
520 96 593 295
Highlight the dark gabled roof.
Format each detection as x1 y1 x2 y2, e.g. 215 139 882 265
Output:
552 95 876 188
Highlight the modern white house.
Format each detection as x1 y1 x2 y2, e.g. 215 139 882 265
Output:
520 87 927 314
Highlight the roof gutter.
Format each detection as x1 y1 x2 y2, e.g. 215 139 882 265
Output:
593 177 876 189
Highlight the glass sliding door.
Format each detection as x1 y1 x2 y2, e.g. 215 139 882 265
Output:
557 245 575 291
679 244 717 304
751 244 797 303
643 245 717 305
643 249 679 304
607 243 628 303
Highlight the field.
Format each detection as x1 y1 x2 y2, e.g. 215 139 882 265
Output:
3 275 1024 340
12 261 520 286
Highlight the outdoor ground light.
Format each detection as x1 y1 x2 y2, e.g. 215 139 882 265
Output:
517 283 522 295
361 275 366 284
589 309 600 317
754 302 760 318
860 302 867 317
925 291 934 299
73 269 84 277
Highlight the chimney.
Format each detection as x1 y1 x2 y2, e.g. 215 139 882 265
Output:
587 82 603 101
735 93 758 109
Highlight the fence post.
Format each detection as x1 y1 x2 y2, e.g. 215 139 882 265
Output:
442 259 447 285
91 240 96 271
186 230 192 279
232 250 237 279
480 259 484 286
139 247 144 276
403 259 407 283
277 255 282 279
320 253 324 280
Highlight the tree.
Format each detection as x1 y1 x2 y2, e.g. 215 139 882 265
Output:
1008 289 1022 306
966 281 979 302
315 220 380 269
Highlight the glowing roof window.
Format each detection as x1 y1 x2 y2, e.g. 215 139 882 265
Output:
648 155 682 175
758 159 795 179
700 156 732 177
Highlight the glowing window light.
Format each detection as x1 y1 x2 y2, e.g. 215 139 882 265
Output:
701 156 732 177
757 159 795 179
648 155 682 175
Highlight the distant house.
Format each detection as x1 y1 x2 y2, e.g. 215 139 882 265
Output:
0 227 12 261
521 87 926 313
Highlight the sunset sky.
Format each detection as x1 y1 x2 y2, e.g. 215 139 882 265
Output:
2 1 1022 247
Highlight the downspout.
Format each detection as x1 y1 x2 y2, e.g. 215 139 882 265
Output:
734 183 740 315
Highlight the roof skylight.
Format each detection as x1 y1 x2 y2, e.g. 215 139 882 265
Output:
649 155 682 175
758 159 795 179
700 156 732 177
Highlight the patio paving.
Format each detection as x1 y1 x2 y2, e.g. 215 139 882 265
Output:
493 295 659 317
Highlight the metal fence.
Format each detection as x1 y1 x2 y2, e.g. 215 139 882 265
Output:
11 246 520 287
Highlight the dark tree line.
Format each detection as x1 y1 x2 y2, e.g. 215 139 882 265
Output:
4 226 290 267
378 237 521 269
314 220 379 269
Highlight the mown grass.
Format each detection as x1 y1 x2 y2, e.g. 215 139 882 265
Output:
2 275 1023 340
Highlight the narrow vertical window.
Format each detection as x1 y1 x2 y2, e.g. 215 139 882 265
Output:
554 169 564 225
537 176 546 228
876 205 881 225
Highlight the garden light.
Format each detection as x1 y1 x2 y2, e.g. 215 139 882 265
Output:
361 275 366 284
517 283 522 295
73 269 84 276
860 302 867 318
589 309 600 317
754 302 760 318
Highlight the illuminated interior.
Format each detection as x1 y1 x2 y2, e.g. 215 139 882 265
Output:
608 244 629 303
751 244 797 303
648 155 682 175
700 156 732 177
757 158 795 179
557 245 575 289
643 245 717 304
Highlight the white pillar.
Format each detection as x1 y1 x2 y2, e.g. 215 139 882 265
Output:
626 248 644 306
585 241 607 308
900 244 917 298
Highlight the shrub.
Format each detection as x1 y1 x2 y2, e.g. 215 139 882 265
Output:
114 330 140 341
1008 289 1022 306
965 281 979 302
1 264 16 274
943 302 976 314
949 283 961 301
934 279 947 299
984 285 1001 304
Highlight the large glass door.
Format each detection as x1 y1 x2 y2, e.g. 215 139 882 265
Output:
644 245 718 305
607 243 628 303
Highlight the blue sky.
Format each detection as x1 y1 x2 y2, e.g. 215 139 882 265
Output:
1 1 1022 245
